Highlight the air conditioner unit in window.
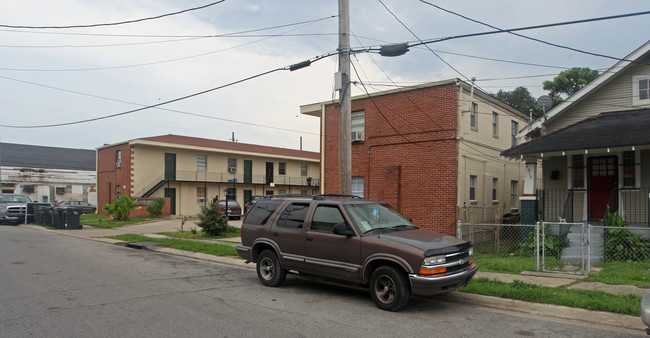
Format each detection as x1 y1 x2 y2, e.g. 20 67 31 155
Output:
351 131 364 142
228 167 237 173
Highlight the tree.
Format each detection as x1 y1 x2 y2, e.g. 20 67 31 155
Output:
196 196 229 236
494 86 543 119
543 67 599 104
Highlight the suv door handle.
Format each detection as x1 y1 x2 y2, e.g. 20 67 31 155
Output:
305 236 313 241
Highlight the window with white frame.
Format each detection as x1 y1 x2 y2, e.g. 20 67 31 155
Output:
469 175 477 201
352 177 364 198
279 162 286 175
351 111 365 141
470 103 478 129
492 178 498 201
301 164 308 176
197 186 206 202
633 75 650 106
197 155 207 171
116 150 122 168
510 180 518 210
492 112 499 137
227 157 237 172
622 151 637 188
571 155 585 189
511 121 519 147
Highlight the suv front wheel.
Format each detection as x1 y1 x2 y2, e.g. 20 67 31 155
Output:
256 250 286 287
369 266 411 311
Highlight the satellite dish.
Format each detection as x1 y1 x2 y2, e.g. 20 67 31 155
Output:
536 95 553 112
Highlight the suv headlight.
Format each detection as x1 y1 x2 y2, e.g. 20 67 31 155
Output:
423 255 446 266
0 205 6 213
468 247 473 257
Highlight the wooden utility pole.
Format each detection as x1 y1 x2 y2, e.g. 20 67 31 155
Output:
338 0 352 195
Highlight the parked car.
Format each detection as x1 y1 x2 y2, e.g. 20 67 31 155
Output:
56 200 96 214
236 195 477 311
218 200 241 219
244 195 263 214
0 193 32 225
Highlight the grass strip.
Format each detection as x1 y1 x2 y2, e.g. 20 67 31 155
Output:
158 227 240 239
80 214 159 228
107 234 239 257
460 277 642 316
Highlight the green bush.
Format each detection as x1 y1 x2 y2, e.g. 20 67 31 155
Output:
515 225 569 259
146 198 165 217
103 195 138 221
603 211 650 262
196 197 229 236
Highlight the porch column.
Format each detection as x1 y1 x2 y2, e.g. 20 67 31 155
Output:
520 160 538 225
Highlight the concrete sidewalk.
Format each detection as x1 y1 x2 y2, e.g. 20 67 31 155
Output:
19 218 650 334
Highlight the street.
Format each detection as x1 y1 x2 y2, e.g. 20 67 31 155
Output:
0 226 641 337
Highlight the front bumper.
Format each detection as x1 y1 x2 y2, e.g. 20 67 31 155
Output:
409 263 478 296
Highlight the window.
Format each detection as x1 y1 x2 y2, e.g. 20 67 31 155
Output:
279 162 286 175
511 121 519 147
55 187 66 195
571 155 585 189
622 151 636 188
351 110 365 141
228 158 237 172
492 178 498 201
633 75 650 106
352 177 364 198
510 181 518 210
116 150 122 168
115 185 121 197
277 203 309 229
197 155 207 171
311 205 346 233
469 175 477 201
245 199 283 225
197 186 206 202
301 164 308 177
492 112 499 137
470 103 478 129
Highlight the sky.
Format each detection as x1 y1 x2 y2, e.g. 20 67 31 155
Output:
0 0 648 153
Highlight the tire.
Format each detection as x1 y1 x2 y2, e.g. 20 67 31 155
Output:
256 250 286 287
369 265 411 311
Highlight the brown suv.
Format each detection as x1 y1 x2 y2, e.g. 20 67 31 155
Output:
236 195 477 311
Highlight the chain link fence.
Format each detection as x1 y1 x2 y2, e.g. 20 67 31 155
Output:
457 221 650 275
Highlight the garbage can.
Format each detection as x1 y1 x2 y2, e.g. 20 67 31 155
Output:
51 208 65 229
63 209 82 230
33 205 43 225
42 206 53 226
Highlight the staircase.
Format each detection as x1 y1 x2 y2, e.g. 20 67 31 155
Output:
561 225 604 264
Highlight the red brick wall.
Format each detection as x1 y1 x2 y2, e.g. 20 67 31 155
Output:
97 143 132 214
323 83 460 235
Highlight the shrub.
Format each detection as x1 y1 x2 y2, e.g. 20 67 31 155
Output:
146 198 165 217
196 197 229 236
515 225 570 259
603 211 650 262
103 195 138 221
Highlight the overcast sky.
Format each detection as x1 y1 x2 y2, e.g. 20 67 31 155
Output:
0 0 648 152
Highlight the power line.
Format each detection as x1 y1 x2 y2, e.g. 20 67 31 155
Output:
0 52 337 128
0 1 227 29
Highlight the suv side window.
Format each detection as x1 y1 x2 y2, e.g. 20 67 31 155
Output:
310 205 345 233
244 199 283 225
277 203 309 229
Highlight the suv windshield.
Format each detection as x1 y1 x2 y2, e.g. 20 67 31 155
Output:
345 203 416 234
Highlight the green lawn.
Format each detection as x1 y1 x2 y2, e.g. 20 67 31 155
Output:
158 227 240 239
80 213 159 228
106 234 239 257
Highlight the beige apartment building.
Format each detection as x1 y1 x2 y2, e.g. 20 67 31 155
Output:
97 134 319 217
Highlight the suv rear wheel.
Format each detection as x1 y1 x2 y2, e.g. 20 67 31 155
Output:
256 250 286 287
369 265 411 311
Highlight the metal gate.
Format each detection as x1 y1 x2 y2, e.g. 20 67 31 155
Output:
541 222 585 275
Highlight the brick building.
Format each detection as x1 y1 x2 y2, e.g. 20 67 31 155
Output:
97 134 319 217
301 79 529 235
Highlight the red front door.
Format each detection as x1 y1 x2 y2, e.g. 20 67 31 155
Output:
588 156 617 220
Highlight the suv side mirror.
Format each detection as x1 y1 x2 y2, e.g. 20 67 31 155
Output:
333 222 355 237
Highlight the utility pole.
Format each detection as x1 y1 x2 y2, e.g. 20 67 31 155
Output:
338 0 352 195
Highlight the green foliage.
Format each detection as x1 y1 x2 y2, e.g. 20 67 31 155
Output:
196 196 229 236
146 198 165 217
602 211 650 262
542 67 599 104
103 195 138 221
106 234 238 257
515 226 570 259
493 86 543 119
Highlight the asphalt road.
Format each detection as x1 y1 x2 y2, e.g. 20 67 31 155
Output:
0 225 642 337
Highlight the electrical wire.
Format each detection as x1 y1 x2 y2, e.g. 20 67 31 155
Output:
0 51 338 129
0 1 227 29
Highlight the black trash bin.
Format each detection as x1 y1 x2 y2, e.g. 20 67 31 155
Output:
33 205 43 225
42 206 53 226
51 208 65 229
62 209 82 230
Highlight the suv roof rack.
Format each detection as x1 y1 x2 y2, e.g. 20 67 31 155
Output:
315 194 362 200
261 194 314 199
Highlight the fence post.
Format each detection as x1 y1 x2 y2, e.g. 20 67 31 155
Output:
535 221 540 272
587 224 591 274
457 220 462 239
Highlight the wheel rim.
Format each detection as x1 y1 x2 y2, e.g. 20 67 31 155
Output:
374 274 396 304
260 257 274 281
